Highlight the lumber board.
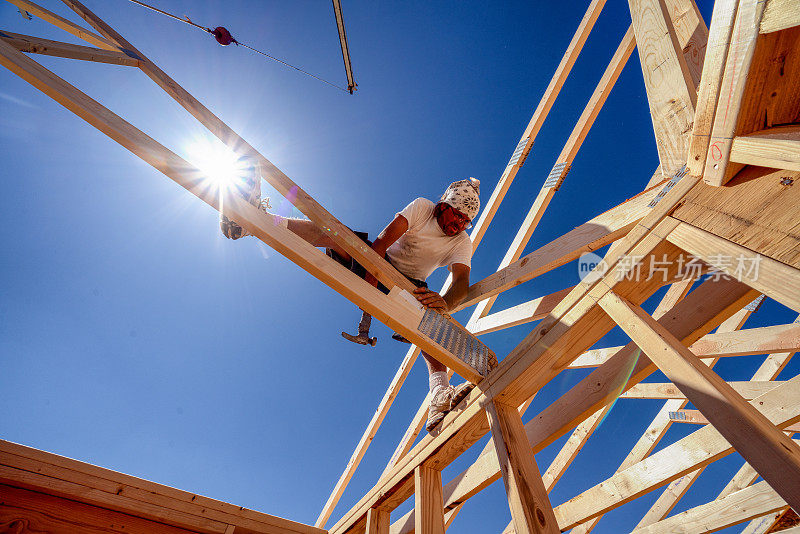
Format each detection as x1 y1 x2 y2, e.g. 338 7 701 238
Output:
663 0 708 87
730 125 800 172
665 218 800 311
470 287 574 336
486 402 558 534
5 0 117 51
669 409 800 431
761 0 800 33
459 184 662 311
0 29 139 65
670 166 800 269
686 0 740 178
0 442 324 534
0 483 200 534
552 375 800 530
620 380 786 399
629 0 697 176
598 291 800 510
630 481 787 534
742 510 790 534
414 465 445 534
366 508 389 534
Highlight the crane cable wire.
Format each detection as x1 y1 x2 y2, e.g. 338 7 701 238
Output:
125 0 350 93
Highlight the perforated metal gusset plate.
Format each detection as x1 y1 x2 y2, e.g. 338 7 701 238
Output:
543 162 570 190
507 136 531 168
418 309 495 376
648 164 688 208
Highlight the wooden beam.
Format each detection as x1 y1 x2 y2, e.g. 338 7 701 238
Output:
620 380 786 399
630 481 787 534
4 0 118 51
730 125 800 172
470 287 574 335
742 509 791 534
486 401 559 534
465 26 635 328
686 0 740 178
0 441 324 534
663 0 709 88
459 183 662 311
597 291 800 511
666 219 800 312
414 465 445 534
551 375 800 530
702 0 767 186
761 0 800 33
366 508 390 534
670 409 800 431
0 29 139 66
629 0 697 176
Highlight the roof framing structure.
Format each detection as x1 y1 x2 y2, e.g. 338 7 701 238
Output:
1 0 799 533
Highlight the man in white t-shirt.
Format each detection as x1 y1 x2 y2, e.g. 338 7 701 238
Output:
222 178 481 432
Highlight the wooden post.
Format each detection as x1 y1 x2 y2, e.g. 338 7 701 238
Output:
486 401 559 534
414 465 446 534
366 508 390 534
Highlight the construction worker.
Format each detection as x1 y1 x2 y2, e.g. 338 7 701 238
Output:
221 178 481 432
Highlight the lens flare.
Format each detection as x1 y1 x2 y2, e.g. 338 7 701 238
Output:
184 136 250 190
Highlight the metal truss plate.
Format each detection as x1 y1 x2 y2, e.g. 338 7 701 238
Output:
648 164 688 208
543 161 571 190
744 293 766 312
507 136 531 168
418 309 494 376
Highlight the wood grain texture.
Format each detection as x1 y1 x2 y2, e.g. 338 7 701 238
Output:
730 125 800 171
0 30 138 66
414 466 445 534
761 0 800 33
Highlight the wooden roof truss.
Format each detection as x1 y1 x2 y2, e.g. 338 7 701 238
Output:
1 0 799 532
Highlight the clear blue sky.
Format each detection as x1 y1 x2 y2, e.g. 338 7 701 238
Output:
1 1 797 532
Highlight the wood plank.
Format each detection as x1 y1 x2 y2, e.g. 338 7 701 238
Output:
0 29 139 66
458 183 661 312
666 219 800 311
630 481 787 534
702 0 769 186
742 510 789 534
414 465 445 534
686 0 740 178
5 0 117 50
761 0 800 33
0 483 200 534
0 443 324 534
663 0 708 88
551 374 800 530
470 287 574 335
669 408 800 430
730 125 800 172
620 380 785 399
486 402 559 534
366 508 390 534
597 291 800 512
629 0 697 176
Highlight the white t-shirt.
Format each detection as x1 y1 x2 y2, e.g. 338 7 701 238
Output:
386 198 472 281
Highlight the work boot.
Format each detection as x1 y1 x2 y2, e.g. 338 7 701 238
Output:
342 311 377 346
449 382 474 410
426 385 455 433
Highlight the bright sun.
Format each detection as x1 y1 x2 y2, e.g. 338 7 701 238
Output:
185 136 250 190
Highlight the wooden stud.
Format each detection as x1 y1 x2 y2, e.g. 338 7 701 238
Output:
5 0 118 51
629 0 697 176
730 125 800 172
0 30 139 66
486 401 559 534
597 291 800 511
630 481 787 534
702 0 767 186
760 0 800 33
666 219 800 312
414 465 445 534
366 508 390 534
620 380 786 400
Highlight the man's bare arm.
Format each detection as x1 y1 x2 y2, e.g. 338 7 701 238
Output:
365 214 409 286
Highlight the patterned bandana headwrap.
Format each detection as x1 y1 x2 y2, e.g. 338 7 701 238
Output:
440 177 481 220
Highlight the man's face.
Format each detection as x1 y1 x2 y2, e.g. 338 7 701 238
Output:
436 204 471 236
